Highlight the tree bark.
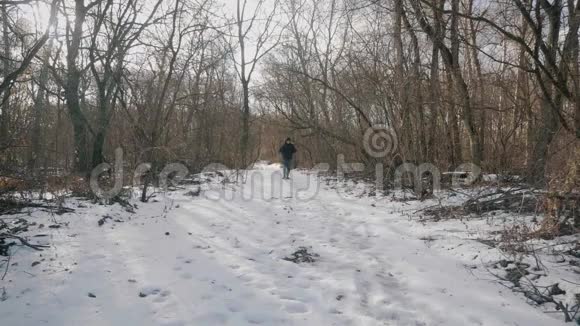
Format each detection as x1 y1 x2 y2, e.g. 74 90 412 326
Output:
527 0 563 186
0 4 11 149
29 40 53 174
65 0 91 173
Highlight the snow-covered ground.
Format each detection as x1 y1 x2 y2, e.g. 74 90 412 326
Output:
0 163 576 325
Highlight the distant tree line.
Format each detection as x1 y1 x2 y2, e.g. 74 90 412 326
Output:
0 0 578 193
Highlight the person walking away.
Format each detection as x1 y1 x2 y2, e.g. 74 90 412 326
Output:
279 138 297 179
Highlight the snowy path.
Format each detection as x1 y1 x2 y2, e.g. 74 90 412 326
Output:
1 164 563 325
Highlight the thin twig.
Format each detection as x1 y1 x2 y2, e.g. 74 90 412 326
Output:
0 234 49 251
1 253 11 281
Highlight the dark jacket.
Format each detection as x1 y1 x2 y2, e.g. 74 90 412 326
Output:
279 143 297 160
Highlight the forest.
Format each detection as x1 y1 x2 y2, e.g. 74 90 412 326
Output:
0 0 579 325
0 0 578 189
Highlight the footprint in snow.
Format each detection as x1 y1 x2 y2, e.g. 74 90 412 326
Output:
193 312 228 324
253 282 271 290
194 245 211 250
283 301 309 314
329 308 343 315
139 287 171 301
306 275 322 281
226 301 244 312
238 274 254 283
294 280 311 289
180 272 193 280
159 321 186 326
153 296 167 303
244 313 268 324
139 286 163 297
200 293 213 301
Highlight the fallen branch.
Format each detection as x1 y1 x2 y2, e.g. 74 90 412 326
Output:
1 253 10 280
0 199 75 215
0 233 50 252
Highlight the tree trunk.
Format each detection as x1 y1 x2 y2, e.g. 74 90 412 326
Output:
65 0 90 173
465 0 486 163
427 0 444 164
527 0 563 186
450 0 481 167
402 8 425 162
91 86 115 168
240 80 250 167
446 71 463 166
0 4 10 149
529 96 559 185
394 0 412 161
29 41 53 174
428 42 440 163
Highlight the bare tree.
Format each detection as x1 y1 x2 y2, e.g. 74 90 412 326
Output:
232 0 281 168
87 0 163 168
410 0 482 166
0 0 58 153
